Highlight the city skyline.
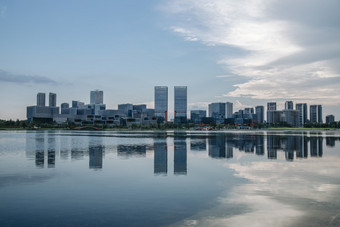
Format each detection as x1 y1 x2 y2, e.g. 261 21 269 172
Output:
26 89 333 126
1 1 340 120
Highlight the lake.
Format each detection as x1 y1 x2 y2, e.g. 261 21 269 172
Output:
0 130 340 226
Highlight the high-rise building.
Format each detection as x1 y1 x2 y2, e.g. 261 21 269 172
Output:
285 101 294 110
226 102 233 118
209 102 226 123
267 102 276 111
326 115 335 124
244 108 254 114
255 106 264 123
174 86 187 118
267 102 277 123
90 90 103 104
281 110 297 127
296 103 307 127
154 86 168 122
49 93 57 107
37 93 46 106
310 105 322 123
190 110 206 123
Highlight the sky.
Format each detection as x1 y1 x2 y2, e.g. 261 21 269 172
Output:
0 0 339 120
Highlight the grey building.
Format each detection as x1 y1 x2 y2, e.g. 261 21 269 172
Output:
49 93 57 107
285 101 294 110
174 86 187 118
209 103 226 123
267 102 277 123
255 106 264 123
37 93 46 106
90 90 103 104
310 105 322 123
154 86 168 122
326 115 335 124
281 110 297 127
296 103 307 127
267 110 282 124
118 104 133 117
244 108 254 114
190 110 206 123
267 102 276 111
61 103 69 109
226 102 233 118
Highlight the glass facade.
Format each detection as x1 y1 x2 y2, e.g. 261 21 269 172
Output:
154 86 168 122
174 86 187 118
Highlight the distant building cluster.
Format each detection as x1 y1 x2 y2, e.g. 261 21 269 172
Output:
27 87 335 127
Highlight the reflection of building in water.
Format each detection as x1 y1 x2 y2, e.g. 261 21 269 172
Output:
310 137 323 157
89 137 105 169
208 135 226 158
174 137 187 175
35 151 44 168
48 150 55 168
296 136 308 158
35 132 46 168
226 143 233 159
190 137 207 151
282 136 296 161
310 137 318 157
318 137 323 157
47 134 56 168
326 137 336 147
154 139 167 175
285 150 294 161
117 144 146 158
255 136 264 155
267 135 279 159
71 137 85 160
59 136 70 160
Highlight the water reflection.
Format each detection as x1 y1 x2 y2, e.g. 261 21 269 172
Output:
25 131 340 173
89 137 104 169
154 138 168 175
174 135 187 175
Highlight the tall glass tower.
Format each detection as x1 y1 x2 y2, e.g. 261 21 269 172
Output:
90 90 103 104
174 86 187 118
154 86 168 122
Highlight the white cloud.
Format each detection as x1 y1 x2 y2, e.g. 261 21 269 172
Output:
162 0 340 106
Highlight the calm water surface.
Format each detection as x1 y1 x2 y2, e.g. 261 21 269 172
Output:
0 130 340 226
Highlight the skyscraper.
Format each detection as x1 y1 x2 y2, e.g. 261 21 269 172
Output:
37 93 46 106
326 115 335 124
174 86 187 118
267 102 277 124
310 105 322 123
90 90 103 104
49 93 57 107
285 101 293 110
226 102 233 118
209 103 226 123
267 102 276 111
296 103 307 127
154 86 168 122
255 106 264 123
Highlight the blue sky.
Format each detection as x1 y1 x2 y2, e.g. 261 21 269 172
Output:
1 0 339 120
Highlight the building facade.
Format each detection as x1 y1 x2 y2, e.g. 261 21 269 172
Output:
296 103 307 127
326 115 335 124
37 93 46 107
174 86 187 118
285 101 294 110
310 105 322 123
226 102 233 118
90 90 104 104
154 86 168 122
255 106 264 123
